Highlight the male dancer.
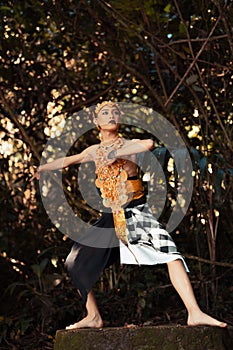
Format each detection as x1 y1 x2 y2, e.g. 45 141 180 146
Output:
33 101 227 329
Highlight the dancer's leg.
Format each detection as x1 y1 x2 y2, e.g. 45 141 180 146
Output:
66 290 103 329
167 259 227 327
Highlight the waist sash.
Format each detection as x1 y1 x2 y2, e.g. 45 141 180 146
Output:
95 159 144 245
112 179 144 245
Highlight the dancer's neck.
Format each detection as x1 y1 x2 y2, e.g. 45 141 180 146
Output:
100 130 119 144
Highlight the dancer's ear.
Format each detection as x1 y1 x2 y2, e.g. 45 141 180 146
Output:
93 117 101 130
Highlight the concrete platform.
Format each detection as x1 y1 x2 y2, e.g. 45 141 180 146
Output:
54 325 233 350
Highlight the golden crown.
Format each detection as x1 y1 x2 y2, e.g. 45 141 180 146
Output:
95 101 121 115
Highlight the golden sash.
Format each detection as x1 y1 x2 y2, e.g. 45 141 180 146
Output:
112 179 144 245
96 163 144 246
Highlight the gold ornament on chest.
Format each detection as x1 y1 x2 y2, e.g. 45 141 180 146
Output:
95 137 129 212
95 136 144 245
95 137 130 245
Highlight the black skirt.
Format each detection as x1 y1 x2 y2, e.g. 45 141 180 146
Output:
65 196 147 304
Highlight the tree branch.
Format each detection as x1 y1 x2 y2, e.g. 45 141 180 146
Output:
213 0 233 55
184 254 233 269
158 34 228 47
164 14 222 107
0 90 41 160
173 0 232 151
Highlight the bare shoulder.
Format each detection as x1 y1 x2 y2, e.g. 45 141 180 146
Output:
85 144 99 152
82 144 99 156
81 143 99 161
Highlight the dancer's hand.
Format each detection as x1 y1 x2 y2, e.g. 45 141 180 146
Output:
105 149 117 165
30 166 41 181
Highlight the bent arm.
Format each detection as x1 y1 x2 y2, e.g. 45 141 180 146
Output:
115 139 154 158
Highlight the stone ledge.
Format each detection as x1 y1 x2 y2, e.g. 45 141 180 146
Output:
54 325 233 350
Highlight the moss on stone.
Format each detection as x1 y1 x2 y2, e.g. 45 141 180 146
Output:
54 325 233 350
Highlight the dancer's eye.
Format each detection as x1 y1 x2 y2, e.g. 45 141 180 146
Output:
101 109 109 116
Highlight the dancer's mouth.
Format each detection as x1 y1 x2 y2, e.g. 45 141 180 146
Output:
108 120 117 124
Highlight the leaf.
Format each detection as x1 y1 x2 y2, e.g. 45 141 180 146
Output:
0 6 12 11
192 85 204 93
186 74 198 86
179 22 187 36
199 157 207 181
227 168 233 176
16 318 34 335
152 147 168 168
190 147 201 170
17 289 31 301
37 247 54 257
31 258 48 278
39 258 49 273
4 282 26 297
31 264 41 278
164 4 171 13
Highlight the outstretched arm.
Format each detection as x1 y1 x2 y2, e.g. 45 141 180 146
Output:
31 144 97 180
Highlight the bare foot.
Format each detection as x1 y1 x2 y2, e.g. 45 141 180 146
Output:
66 314 103 330
188 311 227 328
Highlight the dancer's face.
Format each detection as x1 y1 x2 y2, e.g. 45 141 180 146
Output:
96 105 120 130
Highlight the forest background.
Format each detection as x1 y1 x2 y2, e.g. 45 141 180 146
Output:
0 0 233 349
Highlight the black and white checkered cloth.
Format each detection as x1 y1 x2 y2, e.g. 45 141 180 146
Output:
122 203 188 270
125 203 177 253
